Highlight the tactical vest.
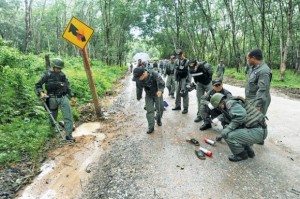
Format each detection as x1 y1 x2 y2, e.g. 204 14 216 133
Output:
193 61 211 85
165 63 175 75
143 71 158 97
230 96 266 128
44 71 68 96
175 58 189 80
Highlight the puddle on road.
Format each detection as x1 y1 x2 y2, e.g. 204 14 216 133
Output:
16 122 106 199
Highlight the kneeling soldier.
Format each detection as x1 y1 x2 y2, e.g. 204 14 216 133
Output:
210 93 268 162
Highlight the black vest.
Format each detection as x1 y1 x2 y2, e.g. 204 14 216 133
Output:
45 71 68 96
192 62 211 85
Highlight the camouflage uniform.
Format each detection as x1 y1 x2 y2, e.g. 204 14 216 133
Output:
135 70 165 132
245 60 272 115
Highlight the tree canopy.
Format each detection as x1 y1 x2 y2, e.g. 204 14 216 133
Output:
1 0 300 76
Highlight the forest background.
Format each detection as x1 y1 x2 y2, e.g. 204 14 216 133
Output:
1 0 300 167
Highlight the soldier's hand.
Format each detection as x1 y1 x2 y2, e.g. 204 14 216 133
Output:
40 92 48 99
256 106 261 111
216 134 223 142
71 97 77 106
157 91 162 97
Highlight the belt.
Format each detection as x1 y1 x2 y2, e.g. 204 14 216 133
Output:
49 94 65 98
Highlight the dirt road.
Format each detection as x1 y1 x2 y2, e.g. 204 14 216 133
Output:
17 74 300 199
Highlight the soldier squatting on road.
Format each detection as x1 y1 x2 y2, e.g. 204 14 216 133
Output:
133 67 165 134
210 93 268 162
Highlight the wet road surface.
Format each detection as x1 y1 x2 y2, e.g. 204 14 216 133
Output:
18 74 300 199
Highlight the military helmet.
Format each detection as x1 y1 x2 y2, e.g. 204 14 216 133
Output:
50 58 64 69
210 93 225 108
188 59 197 67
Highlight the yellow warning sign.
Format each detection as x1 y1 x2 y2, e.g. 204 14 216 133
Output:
62 16 94 49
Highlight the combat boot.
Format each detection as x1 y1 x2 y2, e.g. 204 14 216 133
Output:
194 117 203 123
228 150 248 162
172 106 181 111
66 135 75 141
147 128 154 134
200 123 212 131
245 146 255 158
182 109 188 114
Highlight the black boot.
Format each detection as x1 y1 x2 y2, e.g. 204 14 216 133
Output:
257 141 264 145
228 151 248 162
245 146 255 158
182 109 188 114
200 123 212 131
147 128 154 134
66 135 75 141
194 117 203 123
172 106 181 110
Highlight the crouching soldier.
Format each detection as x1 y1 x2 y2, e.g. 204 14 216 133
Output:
133 67 165 134
35 58 76 141
199 79 232 131
210 93 268 162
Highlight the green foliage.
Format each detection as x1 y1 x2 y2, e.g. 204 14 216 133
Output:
0 42 127 166
223 67 300 88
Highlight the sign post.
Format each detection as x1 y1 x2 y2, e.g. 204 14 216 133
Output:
62 16 103 117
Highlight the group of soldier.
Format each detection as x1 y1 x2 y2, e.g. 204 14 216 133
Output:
132 48 272 162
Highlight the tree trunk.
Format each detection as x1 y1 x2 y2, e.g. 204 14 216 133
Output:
24 0 33 54
279 0 293 80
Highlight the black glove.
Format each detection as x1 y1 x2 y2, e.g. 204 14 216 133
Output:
216 134 223 142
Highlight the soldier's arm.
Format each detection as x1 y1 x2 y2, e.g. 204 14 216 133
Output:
35 73 47 96
156 73 165 92
225 102 247 131
255 71 271 107
136 81 143 100
64 75 74 97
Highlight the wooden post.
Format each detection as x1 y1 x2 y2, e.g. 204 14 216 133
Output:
81 47 103 117
45 54 50 70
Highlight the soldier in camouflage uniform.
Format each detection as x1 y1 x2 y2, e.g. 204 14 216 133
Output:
133 67 165 134
172 49 191 114
216 60 225 81
199 79 232 131
245 49 272 116
35 58 76 141
210 93 268 162
163 55 176 98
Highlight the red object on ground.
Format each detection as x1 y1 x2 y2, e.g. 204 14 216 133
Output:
204 138 215 146
199 147 212 157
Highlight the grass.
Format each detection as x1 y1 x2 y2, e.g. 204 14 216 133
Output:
219 67 300 89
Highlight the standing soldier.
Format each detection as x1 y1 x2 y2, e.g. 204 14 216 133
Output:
199 79 232 131
130 62 133 73
133 67 165 134
172 49 190 114
188 59 214 122
35 58 76 141
163 55 176 98
245 49 272 116
216 60 225 81
210 93 268 162
159 60 165 73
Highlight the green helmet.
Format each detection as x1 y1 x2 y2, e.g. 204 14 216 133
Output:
50 58 64 69
210 93 225 108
